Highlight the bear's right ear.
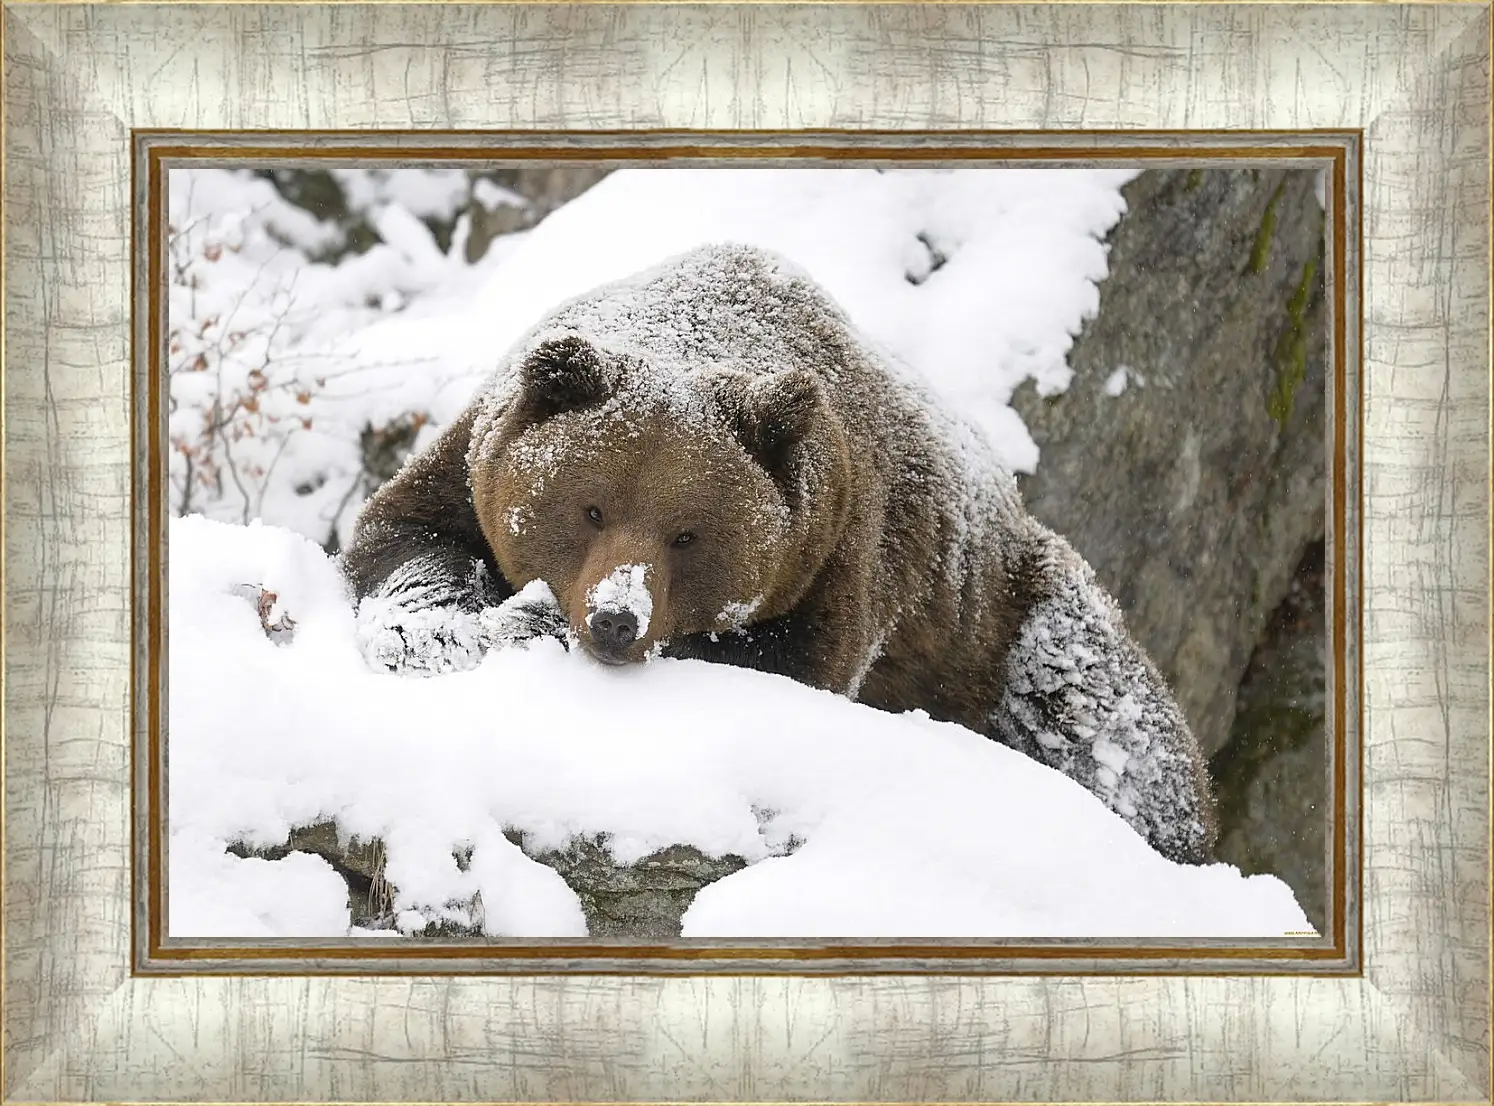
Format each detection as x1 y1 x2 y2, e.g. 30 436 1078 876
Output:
516 335 611 421
733 369 826 491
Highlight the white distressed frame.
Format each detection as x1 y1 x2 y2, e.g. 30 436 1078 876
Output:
3 3 1489 1101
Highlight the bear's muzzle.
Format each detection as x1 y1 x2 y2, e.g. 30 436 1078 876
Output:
587 607 640 664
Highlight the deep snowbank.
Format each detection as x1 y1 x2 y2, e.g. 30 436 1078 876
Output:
168 516 1311 939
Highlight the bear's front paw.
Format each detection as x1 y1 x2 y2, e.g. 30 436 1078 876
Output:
478 581 570 650
355 596 487 677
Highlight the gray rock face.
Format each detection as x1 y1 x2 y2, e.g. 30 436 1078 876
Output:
462 167 613 263
1010 167 1327 762
1210 542 1327 932
507 832 747 939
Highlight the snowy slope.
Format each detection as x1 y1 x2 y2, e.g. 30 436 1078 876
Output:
168 166 1134 547
342 166 1135 473
168 517 1311 939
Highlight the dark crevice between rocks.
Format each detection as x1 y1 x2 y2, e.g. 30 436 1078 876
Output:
1208 539 1327 933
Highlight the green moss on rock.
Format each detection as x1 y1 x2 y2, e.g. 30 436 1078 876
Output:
1266 253 1318 430
1249 183 1285 275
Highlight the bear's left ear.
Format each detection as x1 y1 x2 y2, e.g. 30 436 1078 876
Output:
735 369 824 488
517 334 612 421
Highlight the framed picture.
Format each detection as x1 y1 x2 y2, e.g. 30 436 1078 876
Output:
141 135 1350 971
4 3 1489 1102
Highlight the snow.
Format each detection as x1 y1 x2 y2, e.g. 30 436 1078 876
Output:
718 596 763 630
447 169 1134 474
334 167 472 222
168 165 1135 551
355 575 567 676
473 177 526 210
1104 365 1145 396
170 835 355 938
587 564 654 637
356 589 488 676
166 168 496 547
169 516 1311 939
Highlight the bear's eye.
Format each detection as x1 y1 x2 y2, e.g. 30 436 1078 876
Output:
586 506 604 527
673 531 695 548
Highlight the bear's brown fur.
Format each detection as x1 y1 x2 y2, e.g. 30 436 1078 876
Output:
343 244 1217 864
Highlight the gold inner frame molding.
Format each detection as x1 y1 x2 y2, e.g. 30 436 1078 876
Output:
132 131 1361 976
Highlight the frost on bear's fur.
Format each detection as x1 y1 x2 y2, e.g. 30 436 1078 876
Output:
991 529 1215 864
355 558 565 676
341 243 1218 865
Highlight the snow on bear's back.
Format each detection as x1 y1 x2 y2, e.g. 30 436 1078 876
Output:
469 245 831 435
541 243 866 377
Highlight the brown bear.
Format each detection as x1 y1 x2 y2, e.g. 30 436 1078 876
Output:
342 244 1217 865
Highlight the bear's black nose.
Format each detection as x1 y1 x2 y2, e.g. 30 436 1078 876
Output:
589 608 638 652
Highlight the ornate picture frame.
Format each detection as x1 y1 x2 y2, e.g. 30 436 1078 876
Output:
3 3 1489 1100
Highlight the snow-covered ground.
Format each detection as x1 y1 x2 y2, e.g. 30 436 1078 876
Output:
166 165 1313 939
170 516 1310 938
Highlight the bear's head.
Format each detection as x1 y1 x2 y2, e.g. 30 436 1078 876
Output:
470 332 850 666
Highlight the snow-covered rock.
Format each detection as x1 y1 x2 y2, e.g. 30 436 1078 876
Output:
169 516 1312 940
